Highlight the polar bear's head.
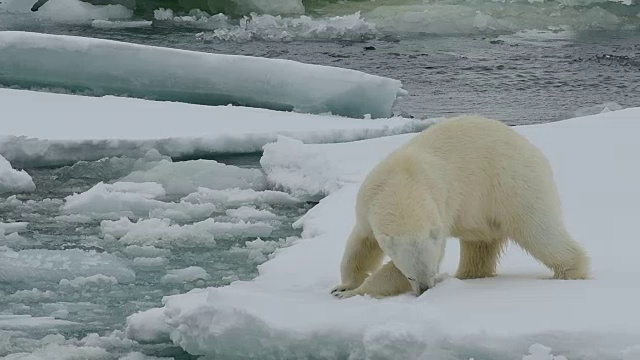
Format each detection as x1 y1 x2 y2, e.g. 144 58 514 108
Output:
385 234 446 296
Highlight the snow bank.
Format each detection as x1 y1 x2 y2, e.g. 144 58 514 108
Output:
126 108 640 359
119 159 267 195
0 31 405 119
0 153 35 194
0 248 135 284
0 89 428 168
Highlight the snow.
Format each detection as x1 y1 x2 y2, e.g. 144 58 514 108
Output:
0 248 135 284
0 31 405 119
0 154 35 194
0 89 427 168
125 108 640 359
119 159 267 195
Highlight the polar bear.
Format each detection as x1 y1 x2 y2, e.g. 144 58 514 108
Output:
331 115 590 299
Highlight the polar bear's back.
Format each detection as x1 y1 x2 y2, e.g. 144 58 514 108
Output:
411 115 562 231
360 115 563 239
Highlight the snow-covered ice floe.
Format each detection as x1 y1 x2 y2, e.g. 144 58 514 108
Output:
126 108 640 359
0 31 405 119
0 88 429 168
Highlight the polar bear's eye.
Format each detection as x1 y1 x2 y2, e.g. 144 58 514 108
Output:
406 277 416 281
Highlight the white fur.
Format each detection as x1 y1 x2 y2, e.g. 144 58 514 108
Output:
331 115 590 299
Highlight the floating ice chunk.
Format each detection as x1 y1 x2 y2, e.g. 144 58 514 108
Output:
91 19 152 28
78 330 138 352
225 206 278 220
0 32 405 119
125 307 172 344
63 181 165 213
53 214 93 223
100 217 136 239
123 245 170 258
0 154 35 194
59 274 119 288
224 0 304 16
182 187 301 207
147 202 216 222
0 248 135 284
119 159 267 195
572 101 625 118
0 315 78 330
1 231 29 247
191 12 377 42
523 344 568 360
161 266 210 284
119 352 173 360
63 181 215 220
132 257 167 268
2 343 109 359
103 217 272 247
33 0 132 23
230 236 298 264
7 288 58 303
0 222 28 233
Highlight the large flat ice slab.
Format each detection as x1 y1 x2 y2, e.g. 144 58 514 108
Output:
0 88 428 168
125 108 640 359
0 31 405 119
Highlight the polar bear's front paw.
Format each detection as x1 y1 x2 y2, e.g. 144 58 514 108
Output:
331 284 361 299
332 288 360 299
331 283 356 294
